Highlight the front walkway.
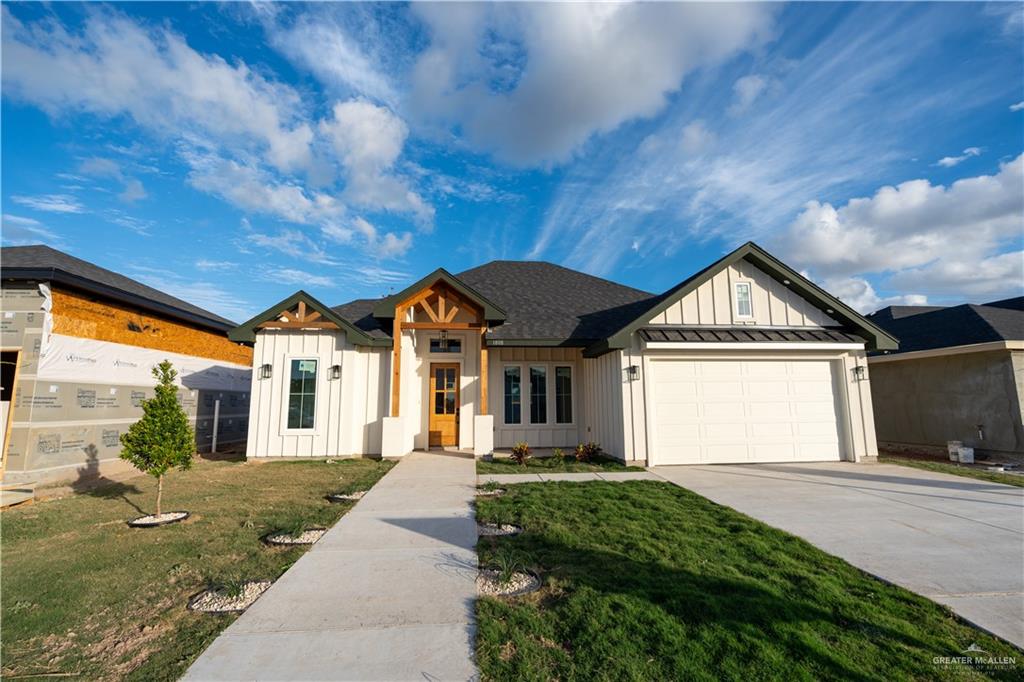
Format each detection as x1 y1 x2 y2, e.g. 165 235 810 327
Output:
185 452 479 681
652 462 1024 648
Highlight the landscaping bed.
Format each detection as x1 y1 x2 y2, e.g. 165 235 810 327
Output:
0 457 393 681
474 481 1021 680
476 454 645 474
879 455 1024 488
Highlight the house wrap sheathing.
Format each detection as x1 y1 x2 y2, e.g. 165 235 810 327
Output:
1 246 253 485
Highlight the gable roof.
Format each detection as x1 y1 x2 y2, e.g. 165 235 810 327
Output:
589 241 898 355
982 296 1024 312
371 268 507 322
1 244 235 332
456 261 655 343
227 290 390 345
867 301 1024 354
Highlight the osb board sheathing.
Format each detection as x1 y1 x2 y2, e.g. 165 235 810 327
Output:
51 287 252 365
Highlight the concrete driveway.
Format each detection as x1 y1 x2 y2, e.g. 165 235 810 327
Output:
651 462 1024 648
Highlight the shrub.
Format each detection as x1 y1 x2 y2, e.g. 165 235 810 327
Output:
552 448 565 463
491 547 528 585
574 442 602 463
119 360 195 517
511 442 531 466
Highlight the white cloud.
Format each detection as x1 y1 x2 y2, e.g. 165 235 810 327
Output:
195 259 238 272
680 121 717 155
267 268 335 288
935 146 982 168
1011 101 1024 112
355 265 411 285
320 100 433 226
778 154 1024 303
78 156 148 202
1 214 61 245
818 276 928 313
245 227 339 266
409 2 775 166
11 194 85 213
130 266 252 322
728 74 770 115
2 7 313 173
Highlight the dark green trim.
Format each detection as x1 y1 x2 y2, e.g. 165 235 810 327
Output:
228 290 391 346
371 268 507 322
589 242 899 356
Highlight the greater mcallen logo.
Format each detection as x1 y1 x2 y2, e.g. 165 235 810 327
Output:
932 643 1016 670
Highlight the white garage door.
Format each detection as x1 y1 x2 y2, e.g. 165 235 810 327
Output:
649 358 843 465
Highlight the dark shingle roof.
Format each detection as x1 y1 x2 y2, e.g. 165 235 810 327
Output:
868 305 946 322
332 261 656 344
639 327 863 344
1 244 236 331
868 302 1024 354
983 296 1024 311
455 261 657 342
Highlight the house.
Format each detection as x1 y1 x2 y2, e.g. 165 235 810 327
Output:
0 245 253 485
231 242 895 466
866 297 1024 459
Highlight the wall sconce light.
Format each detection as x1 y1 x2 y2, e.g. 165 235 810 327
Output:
851 365 866 382
330 364 342 380
260 363 273 379
439 329 449 351
626 365 640 381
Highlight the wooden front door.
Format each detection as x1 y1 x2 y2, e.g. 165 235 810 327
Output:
429 363 459 447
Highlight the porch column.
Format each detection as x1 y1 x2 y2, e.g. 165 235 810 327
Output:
479 329 488 415
390 308 402 417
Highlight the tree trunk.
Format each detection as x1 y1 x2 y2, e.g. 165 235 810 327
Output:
156 474 163 517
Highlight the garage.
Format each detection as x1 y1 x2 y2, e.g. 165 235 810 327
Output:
648 357 844 465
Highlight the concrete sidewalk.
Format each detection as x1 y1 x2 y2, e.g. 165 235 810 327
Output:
185 452 479 681
479 470 662 484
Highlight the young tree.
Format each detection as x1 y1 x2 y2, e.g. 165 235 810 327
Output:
120 360 195 517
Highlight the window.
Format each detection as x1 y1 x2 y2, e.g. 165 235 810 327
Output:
734 281 753 318
530 367 547 424
433 366 457 414
504 367 521 424
555 366 572 424
287 359 317 429
429 337 462 354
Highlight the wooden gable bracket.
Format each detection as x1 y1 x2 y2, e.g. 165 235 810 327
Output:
257 301 336 330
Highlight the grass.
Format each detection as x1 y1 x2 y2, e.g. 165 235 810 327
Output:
1 456 393 681
474 481 1021 681
476 454 645 474
880 455 1024 488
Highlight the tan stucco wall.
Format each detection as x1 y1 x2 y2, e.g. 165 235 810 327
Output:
869 350 1024 456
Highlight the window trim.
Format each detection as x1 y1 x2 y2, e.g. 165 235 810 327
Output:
428 336 464 355
554 365 574 425
733 280 754 320
498 361 576 428
503 365 522 425
281 355 321 434
529 365 548 425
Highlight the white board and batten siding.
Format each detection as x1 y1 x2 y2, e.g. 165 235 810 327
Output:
489 347 582 449
648 260 839 328
246 329 388 458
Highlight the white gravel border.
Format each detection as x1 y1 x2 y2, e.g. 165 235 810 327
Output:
477 569 540 597
477 523 522 536
327 491 366 502
264 528 326 545
475 488 506 497
128 511 188 527
189 580 272 613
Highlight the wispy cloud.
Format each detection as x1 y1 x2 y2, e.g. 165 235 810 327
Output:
935 146 981 168
1011 100 1024 112
195 258 238 272
78 156 148 202
11 194 85 213
1 213 62 245
130 265 253 322
266 267 335 288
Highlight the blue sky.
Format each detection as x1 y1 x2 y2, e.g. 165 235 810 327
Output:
2 1 1022 322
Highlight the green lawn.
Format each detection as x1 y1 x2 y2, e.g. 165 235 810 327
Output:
1 457 393 681
880 455 1024 488
475 481 1021 681
477 455 645 474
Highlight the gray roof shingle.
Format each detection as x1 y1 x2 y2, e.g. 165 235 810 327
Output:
333 261 658 345
868 302 1024 354
1 244 236 330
